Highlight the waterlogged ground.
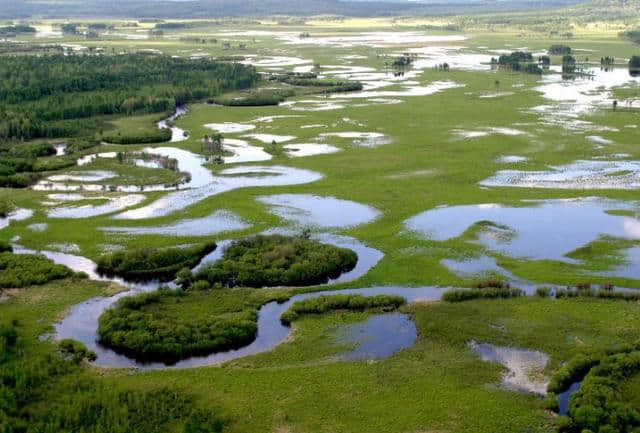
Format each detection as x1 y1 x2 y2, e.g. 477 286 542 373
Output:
4 18 640 433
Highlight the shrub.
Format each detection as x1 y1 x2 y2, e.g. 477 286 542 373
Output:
471 278 509 289
568 351 640 432
0 200 13 218
536 287 551 298
102 127 172 145
549 44 572 55
97 290 258 363
194 234 357 288
210 89 294 106
96 242 216 282
0 241 12 253
0 252 74 289
280 294 406 325
543 392 560 412
555 287 640 302
630 56 640 76
443 287 524 303
548 353 602 394
58 338 97 363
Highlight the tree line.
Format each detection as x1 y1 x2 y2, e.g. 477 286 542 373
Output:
0 54 260 140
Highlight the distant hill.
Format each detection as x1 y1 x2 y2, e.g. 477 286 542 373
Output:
0 0 588 19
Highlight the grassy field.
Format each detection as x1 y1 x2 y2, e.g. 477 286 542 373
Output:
2 10 640 432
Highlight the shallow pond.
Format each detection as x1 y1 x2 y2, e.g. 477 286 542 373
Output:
0 208 33 230
335 313 417 361
101 210 249 236
284 142 341 157
481 160 640 189
405 198 640 262
47 194 146 219
48 170 117 183
222 138 273 164
242 133 296 144
114 164 323 220
332 80 464 99
204 122 256 134
278 32 466 48
469 340 549 395
257 194 381 229
319 131 392 147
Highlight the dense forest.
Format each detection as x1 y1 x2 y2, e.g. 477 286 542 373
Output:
0 54 260 140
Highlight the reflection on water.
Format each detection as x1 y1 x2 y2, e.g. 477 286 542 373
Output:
101 210 250 236
481 160 640 190
469 340 549 395
0 208 33 230
557 381 582 415
406 198 640 262
258 194 381 229
115 164 323 220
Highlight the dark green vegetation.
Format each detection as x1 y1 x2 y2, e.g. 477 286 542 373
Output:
549 44 572 55
102 125 171 145
621 30 640 45
0 138 94 187
96 242 216 282
0 199 13 218
98 289 259 363
0 319 225 432
554 286 640 301
270 73 363 92
58 338 97 363
194 234 357 288
562 350 640 432
210 89 294 106
280 294 405 325
493 51 543 74
0 24 35 36
630 55 640 75
443 281 524 302
0 241 12 253
0 54 259 140
0 252 75 289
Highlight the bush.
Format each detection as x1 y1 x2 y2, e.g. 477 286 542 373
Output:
0 200 13 218
549 44 572 55
630 56 640 76
280 294 406 325
211 89 294 106
102 127 172 145
96 242 216 282
0 252 74 289
555 287 640 302
548 353 602 394
97 290 258 363
443 287 524 303
0 241 12 253
58 338 97 363
536 287 551 298
194 234 357 288
568 351 640 432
